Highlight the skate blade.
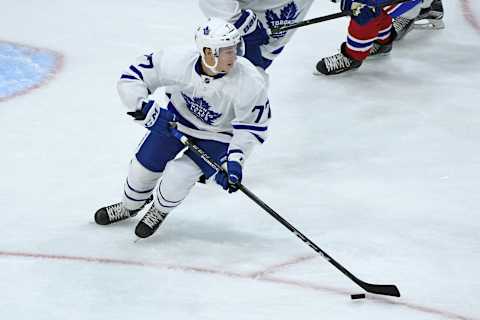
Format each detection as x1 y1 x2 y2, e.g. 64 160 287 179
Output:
312 67 361 76
414 19 445 30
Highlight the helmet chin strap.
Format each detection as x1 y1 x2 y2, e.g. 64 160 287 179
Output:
201 55 219 74
201 48 227 75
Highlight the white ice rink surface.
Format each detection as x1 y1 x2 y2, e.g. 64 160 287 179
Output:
1 1 479 319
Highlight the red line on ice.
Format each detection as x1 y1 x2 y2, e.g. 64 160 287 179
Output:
1 250 478 320
245 254 317 278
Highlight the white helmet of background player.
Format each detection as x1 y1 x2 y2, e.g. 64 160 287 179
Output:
195 17 244 73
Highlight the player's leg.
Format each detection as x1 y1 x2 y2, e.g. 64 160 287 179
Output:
95 131 184 225
384 0 421 40
135 139 229 238
369 11 397 57
316 11 390 75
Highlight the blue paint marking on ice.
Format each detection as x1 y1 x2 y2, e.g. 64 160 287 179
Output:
0 42 60 100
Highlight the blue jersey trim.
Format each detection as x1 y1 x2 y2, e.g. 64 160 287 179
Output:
129 65 144 81
388 0 422 18
228 149 244 155
271 46 284 55
121 74 138 80
251 132 265 144
233 124 268 131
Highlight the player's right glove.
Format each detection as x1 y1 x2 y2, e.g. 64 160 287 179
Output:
127 99 156 122
127 99 176 136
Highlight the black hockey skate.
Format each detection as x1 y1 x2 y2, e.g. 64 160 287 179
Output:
95 203 139 225
369 41 393 57
135 205 169 238
415 0 444 30
315 43 362 75
94 196 152 225
393 17 415 41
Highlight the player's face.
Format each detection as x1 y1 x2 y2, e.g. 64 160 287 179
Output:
216 46 237 73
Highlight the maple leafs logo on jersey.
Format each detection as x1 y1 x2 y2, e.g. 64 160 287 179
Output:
181 92 221 125
265 2 300 39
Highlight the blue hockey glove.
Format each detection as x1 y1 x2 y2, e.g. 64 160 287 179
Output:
215 160 243 193
127 100 155 121
234 9 269 44
127 99 176 136
147 108 176 136
234 9 270 69
340 0 380 25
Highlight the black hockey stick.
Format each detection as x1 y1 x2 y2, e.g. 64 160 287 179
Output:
270 0 411 35
170 127 400 297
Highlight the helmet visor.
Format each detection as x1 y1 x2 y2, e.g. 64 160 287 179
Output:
217 41 244 57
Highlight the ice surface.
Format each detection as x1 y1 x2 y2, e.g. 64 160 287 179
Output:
0 1 479 319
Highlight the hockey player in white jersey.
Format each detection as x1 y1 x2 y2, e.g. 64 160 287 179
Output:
94 18 271 238
199 0 314 70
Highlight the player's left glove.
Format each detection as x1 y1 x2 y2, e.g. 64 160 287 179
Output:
215 151 244 193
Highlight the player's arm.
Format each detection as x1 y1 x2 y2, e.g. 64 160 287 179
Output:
199 0 241 21
229 91 271 162
215 85 271 192
199 0 260 33
117 50 171 124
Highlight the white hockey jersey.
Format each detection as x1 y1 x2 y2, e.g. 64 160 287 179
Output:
117 47 270 160
199 0 314 61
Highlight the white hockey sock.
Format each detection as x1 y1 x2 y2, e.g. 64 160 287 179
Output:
152 155 202 213
122 157 162 211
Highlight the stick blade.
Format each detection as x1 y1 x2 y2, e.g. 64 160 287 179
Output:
360 282 401 297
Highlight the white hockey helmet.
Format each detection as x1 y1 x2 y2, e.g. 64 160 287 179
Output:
195 17 244 73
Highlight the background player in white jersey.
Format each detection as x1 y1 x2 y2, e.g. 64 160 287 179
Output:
94 18 271 239
199 0 314 70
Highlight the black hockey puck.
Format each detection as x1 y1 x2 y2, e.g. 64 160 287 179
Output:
350 293 366 300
